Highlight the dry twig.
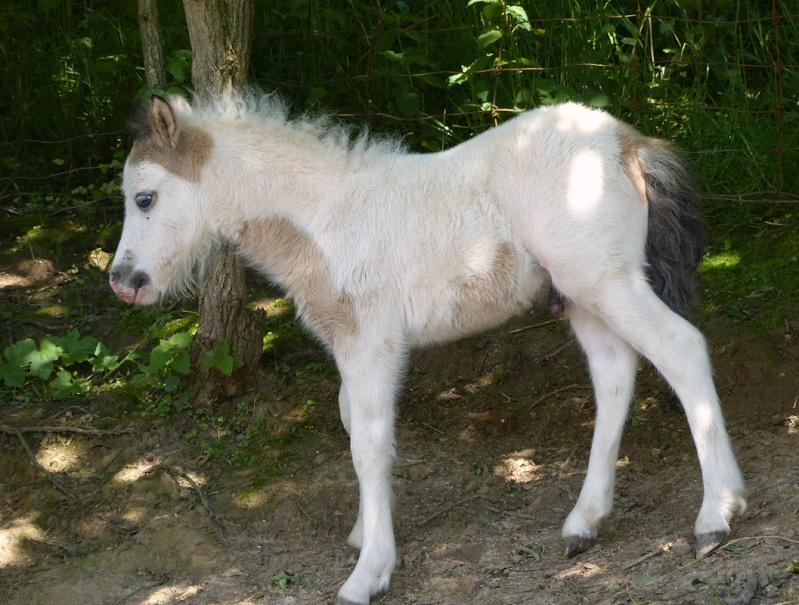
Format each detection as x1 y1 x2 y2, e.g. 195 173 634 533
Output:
165 465 231 546
507 317 565 335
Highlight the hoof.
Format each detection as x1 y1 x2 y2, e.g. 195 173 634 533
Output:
694 530 729 559
564 535 596 558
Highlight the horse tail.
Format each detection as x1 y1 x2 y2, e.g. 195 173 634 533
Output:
635 135 706 316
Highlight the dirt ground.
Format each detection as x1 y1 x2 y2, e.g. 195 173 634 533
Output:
1 288 798 605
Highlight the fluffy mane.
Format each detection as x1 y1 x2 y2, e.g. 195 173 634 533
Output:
130 88 403 157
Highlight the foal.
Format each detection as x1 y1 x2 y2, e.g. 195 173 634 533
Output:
110 92 745 604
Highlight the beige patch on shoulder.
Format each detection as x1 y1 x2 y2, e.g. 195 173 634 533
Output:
237 217 357 346
616 122 647 205
128 125 213 183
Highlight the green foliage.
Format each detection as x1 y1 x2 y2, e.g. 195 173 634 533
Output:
0 330 124 399
701 203 798 330
200 339 241 376
271 571 301 590
0 329 244 416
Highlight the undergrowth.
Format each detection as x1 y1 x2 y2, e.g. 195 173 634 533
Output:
701 202 799 331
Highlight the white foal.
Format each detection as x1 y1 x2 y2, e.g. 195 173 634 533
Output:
109 92 745 604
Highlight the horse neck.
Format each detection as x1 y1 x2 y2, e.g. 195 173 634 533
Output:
203 124 350 235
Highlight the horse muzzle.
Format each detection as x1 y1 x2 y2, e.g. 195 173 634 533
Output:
109 265 159 306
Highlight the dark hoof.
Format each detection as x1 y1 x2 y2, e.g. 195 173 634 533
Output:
694 530 729 559
564 535 596 558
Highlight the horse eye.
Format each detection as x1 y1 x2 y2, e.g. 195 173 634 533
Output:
134 193 153 210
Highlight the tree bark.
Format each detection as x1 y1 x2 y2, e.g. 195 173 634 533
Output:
182 0 264 401
137 0 167 87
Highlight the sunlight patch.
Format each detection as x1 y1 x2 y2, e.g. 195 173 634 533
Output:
556 560 603 580
139 584 201 604
113 455 162 483
702 251 741 271
0 516 44 567
494 449 542 484
37 441 81 473
566 150 604 216
88 248 113 271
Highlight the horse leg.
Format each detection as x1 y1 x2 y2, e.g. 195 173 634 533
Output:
593 280 746 557
335 340 403 605
338 382 365 550
562 304 639 557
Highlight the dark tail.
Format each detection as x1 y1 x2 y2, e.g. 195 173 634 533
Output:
637 139 705 316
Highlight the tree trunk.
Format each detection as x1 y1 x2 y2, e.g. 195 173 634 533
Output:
137 0 167 87
182 0 264 401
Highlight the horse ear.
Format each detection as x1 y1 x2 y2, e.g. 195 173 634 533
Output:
149 95 179 149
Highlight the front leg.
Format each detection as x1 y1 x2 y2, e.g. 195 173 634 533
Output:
335 337 406 605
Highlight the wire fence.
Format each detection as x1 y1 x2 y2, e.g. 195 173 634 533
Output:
1 1 797 215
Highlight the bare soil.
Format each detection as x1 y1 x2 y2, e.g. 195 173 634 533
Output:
1 285 798 604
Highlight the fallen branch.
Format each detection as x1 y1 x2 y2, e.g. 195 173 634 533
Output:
0 424 137 436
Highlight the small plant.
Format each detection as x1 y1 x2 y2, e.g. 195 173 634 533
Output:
271 571 300 590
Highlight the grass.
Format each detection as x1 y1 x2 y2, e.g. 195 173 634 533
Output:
701 202 799 330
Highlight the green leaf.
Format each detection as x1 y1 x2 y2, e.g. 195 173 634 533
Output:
477 29 503 48
26 337 63 381
506 5 531 30
5 339 36 367
305 87 327 107
50 370 83 398
59 329 98 366
271 571 300 589
172 351 191 376
396 90 420 117
0 359 26 389
91 342 121 373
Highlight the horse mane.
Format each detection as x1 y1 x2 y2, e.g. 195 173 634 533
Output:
130 88 403 157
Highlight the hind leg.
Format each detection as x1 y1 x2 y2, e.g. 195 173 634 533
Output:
593 278 746 557
562 304 639 556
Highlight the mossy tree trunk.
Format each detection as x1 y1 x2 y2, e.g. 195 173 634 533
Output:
181 0 263 401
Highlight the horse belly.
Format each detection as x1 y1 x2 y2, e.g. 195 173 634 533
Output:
413 242 545 347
